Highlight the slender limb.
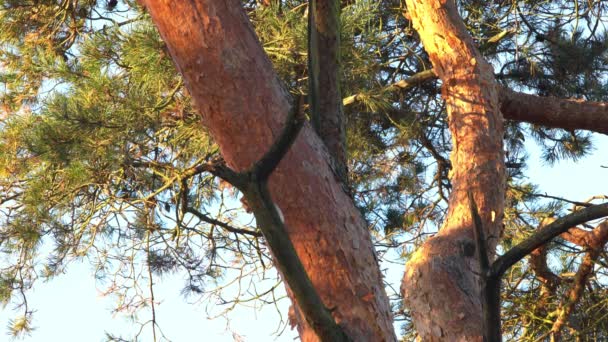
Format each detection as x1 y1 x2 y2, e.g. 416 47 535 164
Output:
249 95 305 181
185 207 262 237
490 203 608 279
550 222 608 341
189 94 349 341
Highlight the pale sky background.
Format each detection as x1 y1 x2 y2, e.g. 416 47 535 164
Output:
0 1 606 340
0 133 606 341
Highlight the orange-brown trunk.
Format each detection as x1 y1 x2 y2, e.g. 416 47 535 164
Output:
139 1 397 341
401 0 506 340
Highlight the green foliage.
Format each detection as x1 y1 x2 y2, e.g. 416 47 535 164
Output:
0 2 231 337
0 0 607 340
531 126 594 164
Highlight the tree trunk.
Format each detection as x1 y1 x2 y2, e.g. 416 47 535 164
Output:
138 1 396 341
401 0 505 340
308 0 347 183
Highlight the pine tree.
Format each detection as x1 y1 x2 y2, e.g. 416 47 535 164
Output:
1 0 608 340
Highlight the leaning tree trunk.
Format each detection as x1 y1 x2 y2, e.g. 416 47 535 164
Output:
139 1 397 341
401 0 506 340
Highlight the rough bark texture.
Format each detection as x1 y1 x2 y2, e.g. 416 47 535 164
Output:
343 67 608 137
500 86 608 135
138 1 396 341
308 0 347 183
401 1 505 340
529 244 560 299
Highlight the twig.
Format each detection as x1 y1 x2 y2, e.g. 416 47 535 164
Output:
186 207 262 237
342 69 436 106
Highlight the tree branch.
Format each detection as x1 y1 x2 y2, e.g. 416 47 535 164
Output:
249 95 305 181
176 93 347 340
237 93 349 340
550 221 608 340
244 181 350 341
187 159 248 189
140 0 387 338
469 192 489 273
499 86 608 135
489 203 608 279
469 192 501 342
308 0 348 184
342 69 435 106
343 68 608 137
175 93 347 339
185 207 262 237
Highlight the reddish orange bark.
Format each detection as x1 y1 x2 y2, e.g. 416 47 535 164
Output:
138 1 396 341
345 69 608 136
401 0 505 340
500 86 608 134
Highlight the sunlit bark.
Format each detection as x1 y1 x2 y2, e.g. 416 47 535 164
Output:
138 1 396 341
401 0 505 340
499 87 608 134
344 69 608 136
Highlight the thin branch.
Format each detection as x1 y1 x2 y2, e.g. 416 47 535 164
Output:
188 159 247 188
523 191 593 208
249 95 305 181
0 192 21 206
244 181 350 341
186 207 262 237
469 192 489 273
550 222 608 341
342 69 435 106
308 0 347 184
192 91 349 340
490 203 608 279
237 92 349 340
145 231 158 342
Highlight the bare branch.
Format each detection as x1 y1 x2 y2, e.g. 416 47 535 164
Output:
469 192 489 273
249 95 305 182
186 207 262 237
550 222 608 340
308 0 347 183
177 91 347 340
237 92 349 340
342 69 436 106
343 67 608 137
244 181 350 341
499 87 608 135
490 203 608 279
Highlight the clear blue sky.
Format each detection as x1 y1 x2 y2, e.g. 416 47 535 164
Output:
1 134 606 341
